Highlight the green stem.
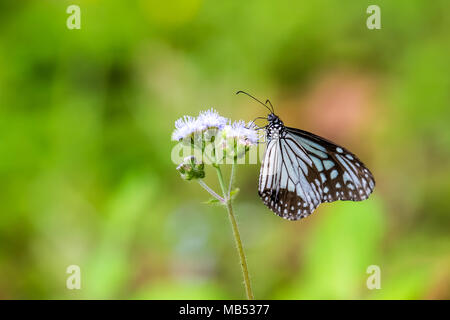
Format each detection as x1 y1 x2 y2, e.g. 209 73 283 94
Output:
214 164 254 300
228 162 235 197
214 164 227 197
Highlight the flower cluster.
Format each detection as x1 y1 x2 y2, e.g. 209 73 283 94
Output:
172 108 260 179
171 109 229 142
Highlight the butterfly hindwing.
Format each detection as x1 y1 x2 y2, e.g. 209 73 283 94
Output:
286 127 375 202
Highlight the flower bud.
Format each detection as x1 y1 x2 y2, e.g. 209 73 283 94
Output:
176 156 205 180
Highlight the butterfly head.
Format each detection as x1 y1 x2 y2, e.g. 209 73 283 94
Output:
267 113 283 125
267 113 276 122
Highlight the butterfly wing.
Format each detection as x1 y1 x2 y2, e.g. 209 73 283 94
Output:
258 135 324 220
258 127 375 220
286 127 375 202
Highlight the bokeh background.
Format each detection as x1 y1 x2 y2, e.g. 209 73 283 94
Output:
0 0 449 299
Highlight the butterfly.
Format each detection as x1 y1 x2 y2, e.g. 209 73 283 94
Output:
237 91 375 221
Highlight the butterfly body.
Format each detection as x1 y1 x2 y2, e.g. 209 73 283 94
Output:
266 113 285 141
259 112 375 221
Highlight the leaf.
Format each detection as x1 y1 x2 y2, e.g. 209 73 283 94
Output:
203 198 221 205
230 188 240 199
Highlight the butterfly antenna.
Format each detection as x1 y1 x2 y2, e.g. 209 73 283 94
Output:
265 99 275 113
236 91 273 114
248 116 268 129
250 116 268 123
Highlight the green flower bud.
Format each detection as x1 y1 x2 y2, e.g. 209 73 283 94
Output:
176 156 205 180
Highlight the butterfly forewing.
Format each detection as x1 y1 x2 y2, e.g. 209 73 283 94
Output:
259 136 324 220
258 126 375 220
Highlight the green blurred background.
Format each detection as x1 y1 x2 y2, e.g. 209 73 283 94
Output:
0 0 449 299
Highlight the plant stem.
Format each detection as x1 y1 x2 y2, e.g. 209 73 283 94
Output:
224 198 254 300
214 164 254 300
198 180 225 203
228 162 235 196
214 164 227 196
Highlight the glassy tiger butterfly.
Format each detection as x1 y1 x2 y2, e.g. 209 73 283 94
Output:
237 91 375 221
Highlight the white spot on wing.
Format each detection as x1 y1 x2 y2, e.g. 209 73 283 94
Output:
343 172 351 184
310 155 324 172
324 160 334 170
331 169 338 179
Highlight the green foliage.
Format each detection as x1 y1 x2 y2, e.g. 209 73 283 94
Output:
0 0 448 299
278 198 385 299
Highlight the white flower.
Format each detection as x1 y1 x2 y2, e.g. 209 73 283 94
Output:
223 120 259 146
197 108 229 130
171 109 230 142
171 116 206 141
